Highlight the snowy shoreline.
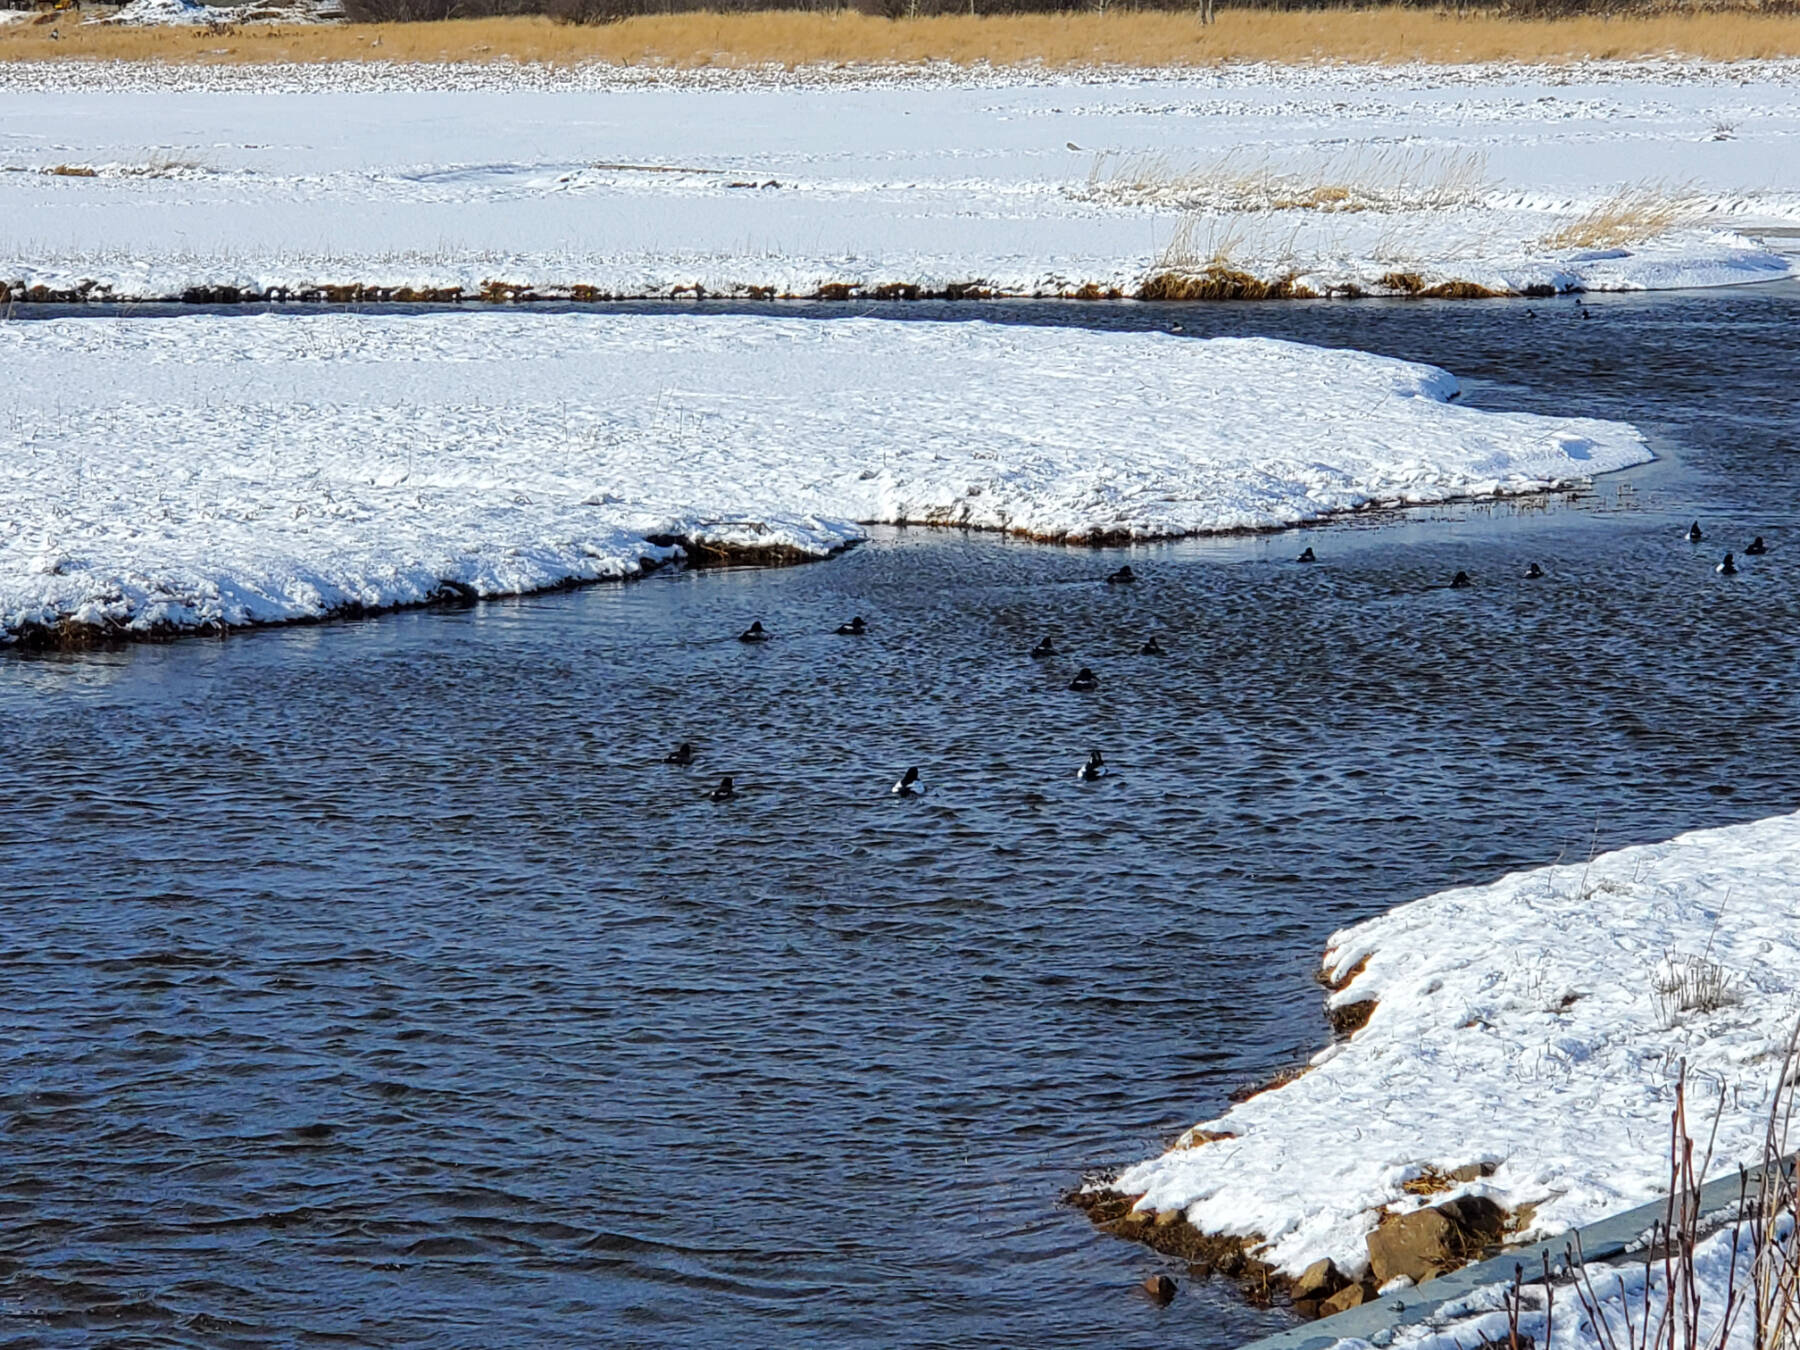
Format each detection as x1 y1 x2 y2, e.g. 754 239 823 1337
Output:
0 312 1648 646
1087 811 1800 1319
3 59 1795 305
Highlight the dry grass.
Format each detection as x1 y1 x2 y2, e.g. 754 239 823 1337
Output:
5 8 1800 66
1541 183 1703 249
1080 147 1491 215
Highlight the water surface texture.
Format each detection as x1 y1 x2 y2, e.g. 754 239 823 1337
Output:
4 285 1800 1349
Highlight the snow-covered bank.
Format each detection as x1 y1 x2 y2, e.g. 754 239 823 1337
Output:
1103 811 1800 1283
0 312 1647 641
1 61 1796 301
1336 1208 1798 1350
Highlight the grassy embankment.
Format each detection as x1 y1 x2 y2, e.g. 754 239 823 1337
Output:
3 7 1800 65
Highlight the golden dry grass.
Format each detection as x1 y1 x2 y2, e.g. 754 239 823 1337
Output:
1540 183 1702 248
4 7 1800 66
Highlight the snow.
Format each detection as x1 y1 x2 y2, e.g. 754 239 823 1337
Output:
1339 1210 1796 1350
82 0 342 24
0 61 1795 300
92 0 220 26
1108 811 1800 1281
0 311 1647 639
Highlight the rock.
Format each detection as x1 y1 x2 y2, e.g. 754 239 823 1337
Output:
1367 1208 1458 1286
1448 1162 1494 1183
1367 1197 1509 1286
1143 1273 1177 1306
1318 1282 1369 1318
1294 1257 1346 1301
1292 1299 1321 1321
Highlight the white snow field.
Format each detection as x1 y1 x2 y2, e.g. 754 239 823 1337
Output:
1109 810 1800 1282
0 311 1647 639
0 60 1797 300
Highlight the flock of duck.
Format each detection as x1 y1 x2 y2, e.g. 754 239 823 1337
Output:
670 521 1765 803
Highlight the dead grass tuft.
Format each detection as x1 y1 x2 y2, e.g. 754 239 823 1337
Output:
1542 184 1703 250
1082 147 1490 216
1137 267 1322 301
1319 952 1371 992
6 9 1800 67
1228 1063 1312 1104
1401 1167 1457 1197
1328 998 1378 1038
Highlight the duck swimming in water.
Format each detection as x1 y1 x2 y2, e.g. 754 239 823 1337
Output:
1139 636 1166 656
1686 521 1705 544
1106 565 1137 585
1297 547 1316 563
665 742 695 766
1718 552 1738 575
892 766 922 797
1068 667 1099 692
1524 563 1544 580
1746 536 1768 556
1030 637 1057 659
738 620 769 643
708 776 736 802
835 616 867 636
1450 571 1472 589
1077 750 1107 781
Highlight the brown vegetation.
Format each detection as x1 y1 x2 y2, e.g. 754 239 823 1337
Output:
1541 185 1702 250
5 8 1800 67
1138 267 1317 301
1377 270 1503 298
1070 1187 1290 1304
1328 997 1377 1037
1320 952 1371 992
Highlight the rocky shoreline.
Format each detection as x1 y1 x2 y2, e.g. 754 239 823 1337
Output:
1073 953 1526 1320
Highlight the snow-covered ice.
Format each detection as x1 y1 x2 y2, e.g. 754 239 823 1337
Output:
0 60 1796 300
0 311 1647 639
1108 811 1800 1281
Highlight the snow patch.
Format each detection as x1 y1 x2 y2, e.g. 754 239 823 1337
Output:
1109 812 1800 1279
0 312 1648 640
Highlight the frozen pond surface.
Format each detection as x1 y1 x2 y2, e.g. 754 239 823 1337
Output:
3 285 1800 1348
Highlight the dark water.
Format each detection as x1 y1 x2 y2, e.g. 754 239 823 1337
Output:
3 284 1799 1350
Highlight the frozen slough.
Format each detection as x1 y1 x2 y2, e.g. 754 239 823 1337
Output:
1102 810 1800 1288
0 61 1795 301
0 311 1647 641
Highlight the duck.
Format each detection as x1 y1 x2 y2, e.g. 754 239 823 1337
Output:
1030 636 1057 660
1524 563 1544 580
1718 552 1738 575
1746 536 1768 556
1106 565 1137 585
708 776 736 802
1139 636 1166 656
892 766 922 797
1686 521 1705 544
738 620 769 643
1068 667 1099 692
1077 750 1107 781
1450 571 1472 589
1297 547 1316 563
835 616 867 636
664 742 695 766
